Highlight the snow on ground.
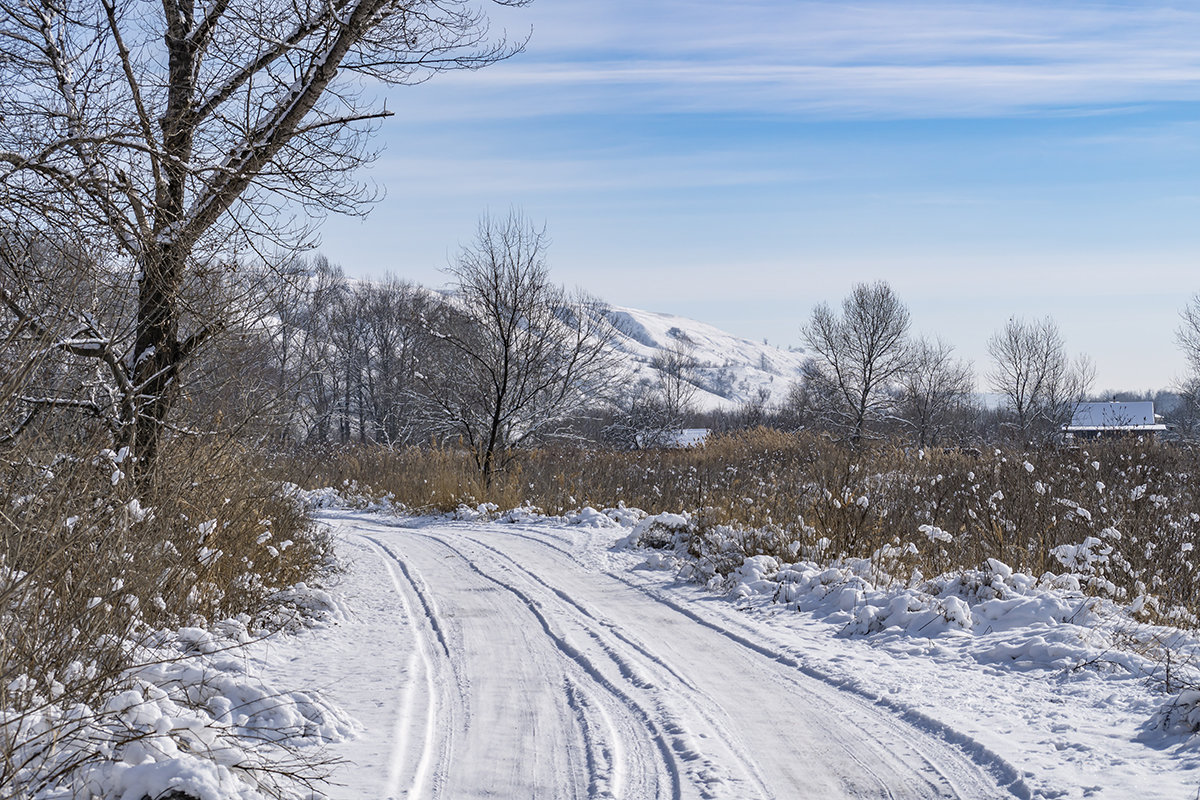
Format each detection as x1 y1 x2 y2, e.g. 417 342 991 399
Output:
9 599 355 800
258 504 1200 799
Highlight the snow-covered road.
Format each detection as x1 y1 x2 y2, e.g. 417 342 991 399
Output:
266 512 1022 799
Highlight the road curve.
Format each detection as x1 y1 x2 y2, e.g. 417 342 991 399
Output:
313 513 1022 800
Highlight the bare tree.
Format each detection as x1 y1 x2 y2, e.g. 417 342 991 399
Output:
1165 379 1200 441
0 0 527 476
603 379 672 450
252 254 343 444
421 211 615 481
801 281 911 442
897 336 975 447
776 358 844 434
329 280 371 443
639 335 701 443
359 277 434 445
987 316 1093 442
1178 294 1200 377
289 257 348 445
606 340 700 450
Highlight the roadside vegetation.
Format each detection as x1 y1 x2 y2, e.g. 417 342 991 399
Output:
0 424 335 797
288 430 1200 627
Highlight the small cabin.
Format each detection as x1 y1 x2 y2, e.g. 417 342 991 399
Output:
1064 401 1167 439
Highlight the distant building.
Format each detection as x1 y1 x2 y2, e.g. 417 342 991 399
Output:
632 427 710 449
667 428 710 448
1064 401 1167 439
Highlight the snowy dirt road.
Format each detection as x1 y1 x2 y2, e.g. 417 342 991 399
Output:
268 512 1024 800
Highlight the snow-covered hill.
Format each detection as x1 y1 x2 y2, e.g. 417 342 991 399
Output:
601 306 808 412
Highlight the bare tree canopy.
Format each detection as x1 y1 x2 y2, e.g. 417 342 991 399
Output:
801 280 911 442
604 337 700 450
897 336 975 447
1177 294 1200 377
421 211 615 480
0 0 528 475
987 316 1093 442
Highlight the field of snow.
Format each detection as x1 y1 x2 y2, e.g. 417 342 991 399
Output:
601 306 808 412
253 506 1200 799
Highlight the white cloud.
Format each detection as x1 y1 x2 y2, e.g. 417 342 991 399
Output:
368 150 815 195
409 1 1200 119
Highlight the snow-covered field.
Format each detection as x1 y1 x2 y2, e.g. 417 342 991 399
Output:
248 506 1200 799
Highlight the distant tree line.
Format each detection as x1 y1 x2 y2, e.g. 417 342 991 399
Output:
690 282 1199 449
10 214 1200 483
246 212 617 481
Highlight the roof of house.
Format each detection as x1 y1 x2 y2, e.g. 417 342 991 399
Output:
1066 401 1166 431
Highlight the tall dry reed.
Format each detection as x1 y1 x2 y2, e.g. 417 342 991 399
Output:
285 430 1200 623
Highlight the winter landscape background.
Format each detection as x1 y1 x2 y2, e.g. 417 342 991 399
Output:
4 1 1200 798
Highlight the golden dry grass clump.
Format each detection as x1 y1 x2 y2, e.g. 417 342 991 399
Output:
0 433 331 714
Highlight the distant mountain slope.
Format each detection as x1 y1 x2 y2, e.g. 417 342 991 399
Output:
601 306 808 412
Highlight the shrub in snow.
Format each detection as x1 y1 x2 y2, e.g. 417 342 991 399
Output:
0 439 339 797
1051 537 1111 573
567 506 621 528
0 622 354 800
625 512 692 550
453 502 499 521
729 555 781 598
498 505 545 524
603 503 646 528
1151 689 1200 735
282 483 348 511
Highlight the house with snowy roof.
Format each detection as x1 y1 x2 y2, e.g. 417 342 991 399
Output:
1063 401 1167 439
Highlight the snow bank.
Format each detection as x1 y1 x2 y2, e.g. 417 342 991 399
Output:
610 512 1200 737
4 619 354 800
284 482 403 515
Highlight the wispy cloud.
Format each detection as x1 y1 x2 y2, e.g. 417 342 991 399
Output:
418 1 1200 119
331 1 1200 391
369 150 817 195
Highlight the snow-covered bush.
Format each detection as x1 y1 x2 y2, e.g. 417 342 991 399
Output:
1152 689 1200 734
0 435 337 797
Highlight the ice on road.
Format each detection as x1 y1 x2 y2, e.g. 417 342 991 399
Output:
267 512 1021 799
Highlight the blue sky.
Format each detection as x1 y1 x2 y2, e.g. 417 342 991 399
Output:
318 0 1200 393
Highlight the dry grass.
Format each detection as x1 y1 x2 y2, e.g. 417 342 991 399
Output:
286 429 1200 623
0 432 332 797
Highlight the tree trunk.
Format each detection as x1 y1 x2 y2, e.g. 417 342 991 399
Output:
131 243 185 480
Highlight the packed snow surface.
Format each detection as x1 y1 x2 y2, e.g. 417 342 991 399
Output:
259 508 1200 799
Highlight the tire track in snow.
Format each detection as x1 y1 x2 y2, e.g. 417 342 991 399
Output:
360 534 442 799
458 522 1024 799
564 676 625 799
616 569 1031 799
348 515 1018 798
357 519 672 798
441 527 778 798
459 529 701 691
454 526 931 798
404 527 686 800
